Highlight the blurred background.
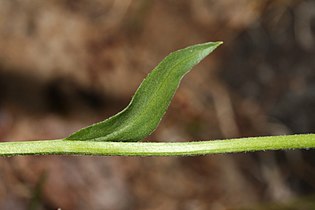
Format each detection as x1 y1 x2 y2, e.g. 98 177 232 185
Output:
0 0 315 209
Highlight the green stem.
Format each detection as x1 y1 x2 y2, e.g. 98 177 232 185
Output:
0 134 314 157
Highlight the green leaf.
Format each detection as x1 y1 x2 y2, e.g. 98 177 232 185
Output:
66 41 223 142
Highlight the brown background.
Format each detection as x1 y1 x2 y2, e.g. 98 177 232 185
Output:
0 0 315 209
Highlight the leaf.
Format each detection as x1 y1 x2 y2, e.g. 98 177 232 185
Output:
66 41 223 142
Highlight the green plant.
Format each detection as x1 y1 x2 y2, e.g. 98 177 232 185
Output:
0 42 314 156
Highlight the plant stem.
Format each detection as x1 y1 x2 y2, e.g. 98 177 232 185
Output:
0 134 314 157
